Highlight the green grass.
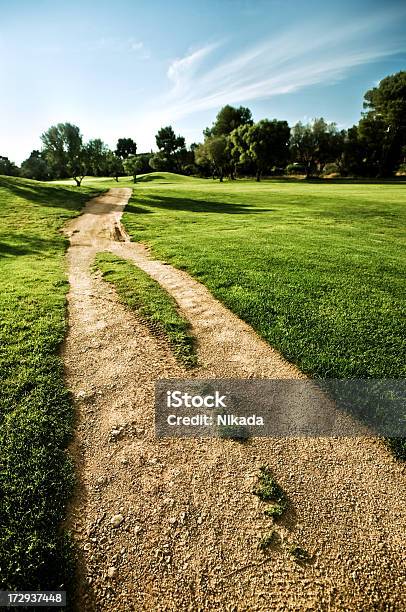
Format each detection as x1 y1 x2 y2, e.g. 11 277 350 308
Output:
95 253 196 366
0 176 100 591
79 172 405 381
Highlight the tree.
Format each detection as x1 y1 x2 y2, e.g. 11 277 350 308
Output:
132 153 153 175
244 119 290 181
362 71 406 176
106 151 124 182
115 138 137 160
149 152 171 171
194 142 213 177
20 150 50 181
290 118 342 178
0 156 19 176
86 139 110 176
155 126 187 171
41 122 87 185
204 105 253 137
123 156 144 182
205 136 229 181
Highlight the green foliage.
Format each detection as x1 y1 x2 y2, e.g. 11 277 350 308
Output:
204 104 253 137
0 176 100 590
205 136 229 181
286 162 306 174
115 137 137 160
0 155 20 177
20 150 50 181
264 502 286 518
244 119 290 180
106 151 124 181
149 152 172 172
322 162 341 176
95 253 197 367
290 118 344 177
123 156 145 182
41 122 87 185
86 139 111 176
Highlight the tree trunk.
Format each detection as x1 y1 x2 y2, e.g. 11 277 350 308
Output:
133 175 136 183
219 168 223 182
115 175 119 182
256 169 261 182
74 177 82 187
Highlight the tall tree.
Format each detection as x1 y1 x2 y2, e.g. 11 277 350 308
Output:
86 139 110 176
205 136 229 181
123 156 144 182
0 156 19 177
290 118 342 178
155 126 187 171
362 71 406 176
106 151 124 182
20 150 50 181
115 138 137 160
204 105 253 137
227 124 252 178
41 122 87 185
244 119 290 181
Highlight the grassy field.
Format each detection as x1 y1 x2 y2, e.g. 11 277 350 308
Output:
76 173 405 380
0 176 100 590
95 253 196 366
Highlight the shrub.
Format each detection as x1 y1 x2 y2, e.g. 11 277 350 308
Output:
286 163 306 174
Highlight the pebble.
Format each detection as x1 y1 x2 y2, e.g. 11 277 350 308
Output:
107 567 117 579
110 514 124 528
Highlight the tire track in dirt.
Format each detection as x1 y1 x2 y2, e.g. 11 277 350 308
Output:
63 189 406 611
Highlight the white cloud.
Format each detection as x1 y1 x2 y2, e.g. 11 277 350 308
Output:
167 43 220 95
155 9 406 122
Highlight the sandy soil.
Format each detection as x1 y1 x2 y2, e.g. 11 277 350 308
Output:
63 188 406 611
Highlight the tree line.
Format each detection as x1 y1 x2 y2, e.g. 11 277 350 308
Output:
1 71 405 184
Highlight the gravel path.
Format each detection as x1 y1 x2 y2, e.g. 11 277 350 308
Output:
63 188 406 611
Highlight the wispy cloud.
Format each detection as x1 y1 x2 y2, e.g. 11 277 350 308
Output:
157 9 406 121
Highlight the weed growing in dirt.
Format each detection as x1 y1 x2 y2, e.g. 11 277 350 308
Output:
264 502 286 519
258 532 276 551
253 466 286 505
289 544 311 563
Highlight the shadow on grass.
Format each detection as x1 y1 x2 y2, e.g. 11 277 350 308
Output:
0 235 64 258
127 194 273 215
136 174 175 183
260 176 406 185
0 177 93 212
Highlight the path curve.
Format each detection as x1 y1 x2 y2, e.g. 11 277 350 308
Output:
63 189 406 611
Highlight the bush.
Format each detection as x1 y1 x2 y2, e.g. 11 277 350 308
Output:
286 163 306 174
322 162 341 176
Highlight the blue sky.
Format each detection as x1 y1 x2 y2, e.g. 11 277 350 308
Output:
1 0 405 163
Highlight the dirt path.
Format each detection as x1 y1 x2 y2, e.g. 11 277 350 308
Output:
63 189 405 611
